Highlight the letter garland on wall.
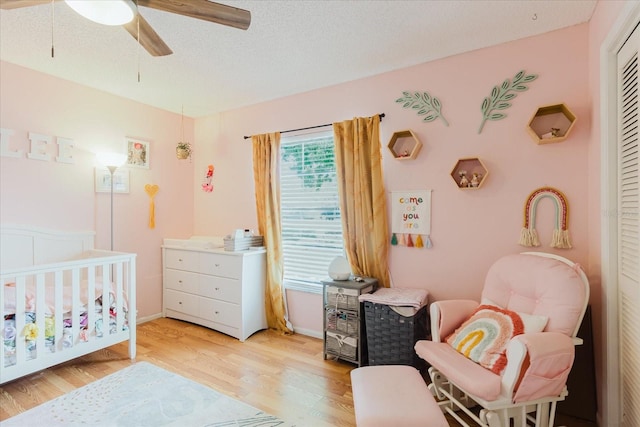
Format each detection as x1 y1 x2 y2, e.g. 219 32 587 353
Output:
390 190 432 248
519 186 572 249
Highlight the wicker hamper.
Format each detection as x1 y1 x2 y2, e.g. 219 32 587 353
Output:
363 301 429 369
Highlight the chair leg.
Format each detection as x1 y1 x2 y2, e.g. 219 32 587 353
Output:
479 409 505 427
428 367 448 401
536 402 551 427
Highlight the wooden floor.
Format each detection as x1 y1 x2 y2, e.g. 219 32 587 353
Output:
0 317 597 426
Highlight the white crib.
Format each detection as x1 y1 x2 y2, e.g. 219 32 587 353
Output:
0 225 136 384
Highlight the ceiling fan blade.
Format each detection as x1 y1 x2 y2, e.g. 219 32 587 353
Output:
0 0 54 9
137 0 250 30
123 14 173 57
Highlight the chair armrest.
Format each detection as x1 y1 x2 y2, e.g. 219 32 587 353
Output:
503 332 575 403
430 299 478 342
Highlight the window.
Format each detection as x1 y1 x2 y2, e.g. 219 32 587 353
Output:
280 131 345 293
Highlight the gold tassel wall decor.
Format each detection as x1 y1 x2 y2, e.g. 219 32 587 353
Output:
144 184 159 229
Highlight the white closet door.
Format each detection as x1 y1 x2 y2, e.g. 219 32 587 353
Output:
617 23 640 427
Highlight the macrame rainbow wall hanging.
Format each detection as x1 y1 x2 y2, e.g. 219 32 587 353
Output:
390 190 432 248
519 186 572 249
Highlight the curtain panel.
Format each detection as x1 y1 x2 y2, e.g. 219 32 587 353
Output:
252 132 292 334
333 115 390 288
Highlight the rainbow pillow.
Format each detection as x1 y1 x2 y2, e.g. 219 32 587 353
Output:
446 304 533 375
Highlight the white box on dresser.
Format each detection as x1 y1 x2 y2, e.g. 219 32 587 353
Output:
162 237 267 342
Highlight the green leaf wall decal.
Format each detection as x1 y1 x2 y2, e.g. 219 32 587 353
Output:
395 91 449 126
478 70 538 134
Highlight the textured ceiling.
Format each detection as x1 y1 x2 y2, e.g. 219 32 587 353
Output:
0 0 597 118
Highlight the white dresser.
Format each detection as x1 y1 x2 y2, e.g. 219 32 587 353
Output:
162 237 267 341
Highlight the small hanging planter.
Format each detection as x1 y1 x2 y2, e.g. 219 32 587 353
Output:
176 142 191 159
176 105 192 160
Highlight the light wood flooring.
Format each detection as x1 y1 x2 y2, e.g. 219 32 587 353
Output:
0 317 597 426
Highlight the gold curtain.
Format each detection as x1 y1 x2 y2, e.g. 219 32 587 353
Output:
333 116 390 288
252 132 292 334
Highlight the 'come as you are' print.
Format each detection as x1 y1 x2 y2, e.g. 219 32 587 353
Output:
390 190 432 248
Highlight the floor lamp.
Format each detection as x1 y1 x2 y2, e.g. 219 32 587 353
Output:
96 152 127 251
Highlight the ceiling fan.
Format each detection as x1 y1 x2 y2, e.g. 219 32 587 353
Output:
0 0 251 57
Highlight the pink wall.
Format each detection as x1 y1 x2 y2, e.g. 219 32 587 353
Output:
194 24 592 335
0 62 195 319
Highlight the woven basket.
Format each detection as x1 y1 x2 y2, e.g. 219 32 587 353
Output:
326 331 357 361
363 302 429 369
326 309 359 335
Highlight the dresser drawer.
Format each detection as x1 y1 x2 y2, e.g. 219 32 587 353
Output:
199 275 241 304
165 249 199 272
164 269 198 294
199 298 240 328
199 252 242 278
164 289 199 314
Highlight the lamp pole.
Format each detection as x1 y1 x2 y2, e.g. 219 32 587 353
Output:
107 165 117 251
96 151 126 252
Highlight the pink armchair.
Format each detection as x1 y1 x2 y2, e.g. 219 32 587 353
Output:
414 252 589 427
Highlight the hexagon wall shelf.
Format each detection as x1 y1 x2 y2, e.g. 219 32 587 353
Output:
451 157 489 189
388 130 422 160
526 103 577 145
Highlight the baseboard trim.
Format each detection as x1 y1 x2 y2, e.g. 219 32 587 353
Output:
292 326 322 339
137 313 163 324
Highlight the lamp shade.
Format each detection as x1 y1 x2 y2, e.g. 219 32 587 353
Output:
96 152 127 168
65 0 136 26
328 256 351 281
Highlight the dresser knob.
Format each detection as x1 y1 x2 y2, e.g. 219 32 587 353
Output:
215 311 219 315
178 258 183 262
215 263 220 267
215 287 220 291
178 280 183 283
178 301 182 305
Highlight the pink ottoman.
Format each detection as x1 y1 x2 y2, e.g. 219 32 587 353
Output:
351 365 448 427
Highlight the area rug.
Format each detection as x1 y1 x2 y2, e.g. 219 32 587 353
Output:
3 362 295 427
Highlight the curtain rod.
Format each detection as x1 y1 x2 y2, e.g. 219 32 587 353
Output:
243 113 385 140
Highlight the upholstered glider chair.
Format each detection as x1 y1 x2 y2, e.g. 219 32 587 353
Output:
414 252 589 427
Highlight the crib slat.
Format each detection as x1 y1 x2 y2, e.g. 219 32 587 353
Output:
71 268 80 348
54 271 63 352
15 276 26 364
128 256 137 359
116 262 124 334
87 265 96 343
1 278 7 368
102 264 110 338
35 274 46 361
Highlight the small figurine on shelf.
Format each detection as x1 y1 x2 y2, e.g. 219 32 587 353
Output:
542 127 562 139
458 170 469 188
471 172 481 187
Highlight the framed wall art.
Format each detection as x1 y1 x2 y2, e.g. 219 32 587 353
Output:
95 168 130 193
125 137 150 169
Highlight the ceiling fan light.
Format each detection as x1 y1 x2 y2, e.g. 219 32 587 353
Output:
65 0 136 26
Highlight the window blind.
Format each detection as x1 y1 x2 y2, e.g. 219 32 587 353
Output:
280 132 345 291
